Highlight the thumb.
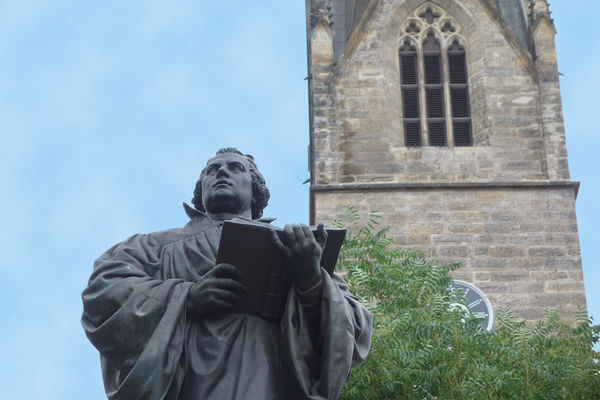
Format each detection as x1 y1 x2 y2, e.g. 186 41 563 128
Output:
315 223 328 249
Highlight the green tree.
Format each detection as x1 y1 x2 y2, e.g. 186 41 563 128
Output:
334 207 600 400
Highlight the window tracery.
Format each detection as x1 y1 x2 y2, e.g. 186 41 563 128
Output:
399 3 473 147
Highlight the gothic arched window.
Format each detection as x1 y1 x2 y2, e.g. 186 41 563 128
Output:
399 4 473 147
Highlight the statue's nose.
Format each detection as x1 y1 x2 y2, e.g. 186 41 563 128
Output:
216 166 229 178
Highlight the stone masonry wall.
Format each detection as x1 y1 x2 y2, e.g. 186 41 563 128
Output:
310 0 567 185
531 11 571 181
314 186 586 322
307 0 585 322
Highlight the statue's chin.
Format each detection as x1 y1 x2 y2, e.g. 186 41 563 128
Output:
204 191 252 217
204 200 249 217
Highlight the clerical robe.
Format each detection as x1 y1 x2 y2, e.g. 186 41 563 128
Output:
81 212 372 400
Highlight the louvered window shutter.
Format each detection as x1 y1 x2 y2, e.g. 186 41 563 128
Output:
448 41 473 146
423 33 446 146
399 41 421 147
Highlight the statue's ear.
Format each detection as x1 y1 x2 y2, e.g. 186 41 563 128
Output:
183 202 203 219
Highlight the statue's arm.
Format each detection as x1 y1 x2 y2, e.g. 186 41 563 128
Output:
331 272 373 366
280 269 373 399
272 222 372 350
81 233 193 372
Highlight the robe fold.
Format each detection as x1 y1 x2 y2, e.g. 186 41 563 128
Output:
82 213 372 400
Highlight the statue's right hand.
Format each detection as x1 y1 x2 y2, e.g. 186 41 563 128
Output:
187 263 246 315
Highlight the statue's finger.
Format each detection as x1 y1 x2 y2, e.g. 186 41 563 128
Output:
317 223 327 240
283 224 296 245
271 229 286 250
211 298 236 311
271 230 292 258
292 224 305 243
212 263 242 280
212 288 242 303
217 278 247 293
316 223 328 248
301 224 315 242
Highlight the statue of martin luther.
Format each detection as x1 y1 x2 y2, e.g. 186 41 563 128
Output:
82 148 372 400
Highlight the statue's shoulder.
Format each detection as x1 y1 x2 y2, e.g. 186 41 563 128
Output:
144 222 210 247
114 221 207 250
144 227 186 244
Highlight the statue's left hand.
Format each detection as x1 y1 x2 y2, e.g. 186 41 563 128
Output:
271 223 326 291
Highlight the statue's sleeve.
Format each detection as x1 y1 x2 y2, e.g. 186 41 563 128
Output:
280 270 373 400
81 233 194 400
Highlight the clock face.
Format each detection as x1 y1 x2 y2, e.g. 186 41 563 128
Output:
449 280 494 331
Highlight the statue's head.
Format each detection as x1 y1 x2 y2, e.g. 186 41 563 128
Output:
192 148 270 219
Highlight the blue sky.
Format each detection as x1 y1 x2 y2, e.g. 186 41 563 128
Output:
0 1 597 398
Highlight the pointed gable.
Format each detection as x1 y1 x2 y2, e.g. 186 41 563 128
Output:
496 0 529 49
331 0 373 61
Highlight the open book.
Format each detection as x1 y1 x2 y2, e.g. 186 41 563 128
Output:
216 217 346 322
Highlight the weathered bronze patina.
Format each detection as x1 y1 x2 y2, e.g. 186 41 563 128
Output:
82 148 372 400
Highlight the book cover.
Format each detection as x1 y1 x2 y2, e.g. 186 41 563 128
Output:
216 218 346 321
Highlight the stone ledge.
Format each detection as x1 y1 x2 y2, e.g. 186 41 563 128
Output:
311 180 580 197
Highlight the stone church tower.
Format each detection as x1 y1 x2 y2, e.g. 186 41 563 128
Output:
305 0 587 322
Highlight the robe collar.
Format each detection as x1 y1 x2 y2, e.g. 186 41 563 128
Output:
182 202 276 227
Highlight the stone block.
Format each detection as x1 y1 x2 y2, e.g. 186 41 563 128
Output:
471 257 507 269
545 281 586 293
451 212 490 223
472 246 487 256
366 163 399 174
339 163 366 175
451 271 474 282
490 211 520 222
528 247 566 257
431 234 472 244
568 293 588 307
474 234 508 245
510 281 545 293
506 234 544 246
488 271 530 282
530 271 569 281
474 272 491 282
489 245 526 258
484 222 520 234
515 307 545 321
529 293 571 308
497 294 529 308
437 246 469 258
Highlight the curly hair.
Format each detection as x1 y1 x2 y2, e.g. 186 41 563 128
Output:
191 148 270 219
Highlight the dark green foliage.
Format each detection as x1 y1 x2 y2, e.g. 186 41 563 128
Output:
334 207 600 400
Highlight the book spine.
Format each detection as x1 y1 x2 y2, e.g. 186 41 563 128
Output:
260 261 290 322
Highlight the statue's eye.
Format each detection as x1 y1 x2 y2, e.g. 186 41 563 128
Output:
230 163 245 172
206 165 219 175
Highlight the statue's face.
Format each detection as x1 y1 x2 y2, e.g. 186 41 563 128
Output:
201 153 253 216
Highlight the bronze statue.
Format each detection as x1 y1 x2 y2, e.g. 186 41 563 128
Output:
81 148 372 399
